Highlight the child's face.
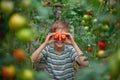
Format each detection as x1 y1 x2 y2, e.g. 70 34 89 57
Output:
54 28 68 48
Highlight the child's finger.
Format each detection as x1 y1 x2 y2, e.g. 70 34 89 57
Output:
62 33 72 37
47 33 56 39
49 33 56 36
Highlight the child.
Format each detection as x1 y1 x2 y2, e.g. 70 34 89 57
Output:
30 21 89 80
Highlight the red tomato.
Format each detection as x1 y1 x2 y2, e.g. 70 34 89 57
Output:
61 34 66 41
87 10 93 16
45 1 51 6
115 22 120 29
54 34 59 40
87 47 93 52
13 49 25 62
2 65 16 79
98 40 107 50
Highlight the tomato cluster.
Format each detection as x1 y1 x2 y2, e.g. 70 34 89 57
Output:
54 33 67 41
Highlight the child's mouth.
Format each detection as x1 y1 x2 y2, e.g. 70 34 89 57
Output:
57 40 63 44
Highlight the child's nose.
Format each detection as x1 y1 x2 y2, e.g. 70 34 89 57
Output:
58 35 61 41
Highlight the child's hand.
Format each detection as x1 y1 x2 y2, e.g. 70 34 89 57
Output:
63 33 75 45
44 33 56 45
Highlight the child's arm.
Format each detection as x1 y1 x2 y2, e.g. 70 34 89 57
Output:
64 33 89 67
72 42 89 67
30 43 47 63
30 33 55 63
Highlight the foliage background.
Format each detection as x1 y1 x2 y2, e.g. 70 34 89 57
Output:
0 0 120 80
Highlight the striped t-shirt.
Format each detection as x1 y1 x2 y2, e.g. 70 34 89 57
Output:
40 43 79 80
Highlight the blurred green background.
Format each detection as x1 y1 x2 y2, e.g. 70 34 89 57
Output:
0 0 120 80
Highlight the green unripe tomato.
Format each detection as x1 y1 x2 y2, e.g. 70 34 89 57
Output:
19 69 34 80
70 29 74 33
83 14 91 20
99 0 104 4
19 0 31 9
84 26 89 31
81 20 88 26
0 1 14 14
86 32 92 36
16 28 32 42
92 18 98 23
101 24 109 31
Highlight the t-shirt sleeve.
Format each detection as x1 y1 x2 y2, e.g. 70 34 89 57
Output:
70 47 79 61
40 46 48 58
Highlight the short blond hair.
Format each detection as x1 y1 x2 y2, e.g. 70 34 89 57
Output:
50 21 70 32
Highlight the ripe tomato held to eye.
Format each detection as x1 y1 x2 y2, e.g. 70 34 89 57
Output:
54 33 59 40
61 34 66 41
